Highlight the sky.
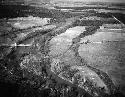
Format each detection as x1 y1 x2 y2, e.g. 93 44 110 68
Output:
52 0 125 3
4 0 124 4
2 0 125 3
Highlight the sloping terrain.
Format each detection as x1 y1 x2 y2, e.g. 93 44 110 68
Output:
0 4 125 97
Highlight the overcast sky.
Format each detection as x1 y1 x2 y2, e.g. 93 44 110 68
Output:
52 0 125 3
24 0 125 4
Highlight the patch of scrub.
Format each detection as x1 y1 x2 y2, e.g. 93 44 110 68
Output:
78 28 125 95
20 54 43 75
78 29 125 68
60 26 86 39
8 16 51 29
52 62 110 96
80 31 125 43
49 26 85 57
